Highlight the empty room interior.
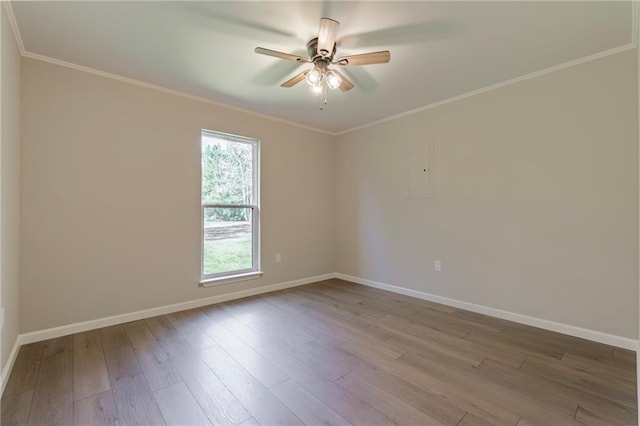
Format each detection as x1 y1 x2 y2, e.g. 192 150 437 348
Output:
1 1 640 425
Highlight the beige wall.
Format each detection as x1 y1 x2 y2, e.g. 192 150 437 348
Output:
16 44 639 341
336 49 638 339
20 58 335 333
1 7 21 369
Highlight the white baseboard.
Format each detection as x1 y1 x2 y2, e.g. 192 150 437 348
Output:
3 273 333 395
637 347 640 421
334 273 638 351
1 337 22 396
4 270 636 393
19 273 335 346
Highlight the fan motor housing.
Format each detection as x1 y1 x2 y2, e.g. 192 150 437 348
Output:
307 37 336 62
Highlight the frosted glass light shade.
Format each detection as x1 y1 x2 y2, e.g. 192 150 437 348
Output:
325 70 342 90
305 68 322 86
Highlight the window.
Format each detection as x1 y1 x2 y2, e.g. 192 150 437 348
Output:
200 129 260 285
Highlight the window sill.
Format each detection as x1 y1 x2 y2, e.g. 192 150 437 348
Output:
199 271 263 287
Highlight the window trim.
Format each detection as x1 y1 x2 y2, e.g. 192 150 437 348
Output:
199 129 261 286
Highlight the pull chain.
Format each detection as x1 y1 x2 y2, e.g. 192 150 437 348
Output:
320 80 328 110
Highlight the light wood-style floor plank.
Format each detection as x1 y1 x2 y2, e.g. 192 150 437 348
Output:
202 305 275 348
379 314 524 367
340 335 407 363
99 325 130 353
2 279 636 426
479 358 637 425
574 405 632 426
254 342 396 426
144 315 183 346
561 351 636 383
198 343 303 425
399 350 581 425
124 322 181 391
165 311 217 349
350 363 467 425
162 340 251 425
328 334 520 423
457 412 494 426
219 300 317 347
27 336 74 426
520 359 636 408
3 342 44 397
74 331 111 401
194 313 289 388
73 390 118 426
336 370 446 425
613 348 637 363
104 345 166 426
270 379 350 426
288 338 370 381
1 390 33 426
238 417 260 426
154 382 212 426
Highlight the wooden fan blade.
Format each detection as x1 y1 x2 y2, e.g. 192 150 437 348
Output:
281 70 309 87
339 21 453 49
318 18 339 57
255 47 308 63
335 51 390 66
332 70 354 91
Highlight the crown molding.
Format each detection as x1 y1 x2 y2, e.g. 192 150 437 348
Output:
5 1 331 135
3 1 25 54
21 51 334 136
336 43 637 136
7 1 638 137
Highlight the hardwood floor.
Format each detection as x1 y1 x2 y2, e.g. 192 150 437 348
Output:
2 279 637 425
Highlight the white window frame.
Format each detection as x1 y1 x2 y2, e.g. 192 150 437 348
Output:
200 129 261 286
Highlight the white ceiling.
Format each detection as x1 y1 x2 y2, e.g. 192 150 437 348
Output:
10 1 634 133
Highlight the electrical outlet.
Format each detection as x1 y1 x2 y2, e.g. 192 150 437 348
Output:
275 253 281 263
0 308 5 331
434 260 442 272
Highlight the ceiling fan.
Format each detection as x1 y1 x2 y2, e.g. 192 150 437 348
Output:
255 18 390 109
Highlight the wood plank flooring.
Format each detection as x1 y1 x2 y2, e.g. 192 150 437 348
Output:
2 279 637 425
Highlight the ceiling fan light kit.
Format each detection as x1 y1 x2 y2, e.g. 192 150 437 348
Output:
309 84 323 94
255 17 391 110
304 57 343 109
325 70 342 90
305 66 323 86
